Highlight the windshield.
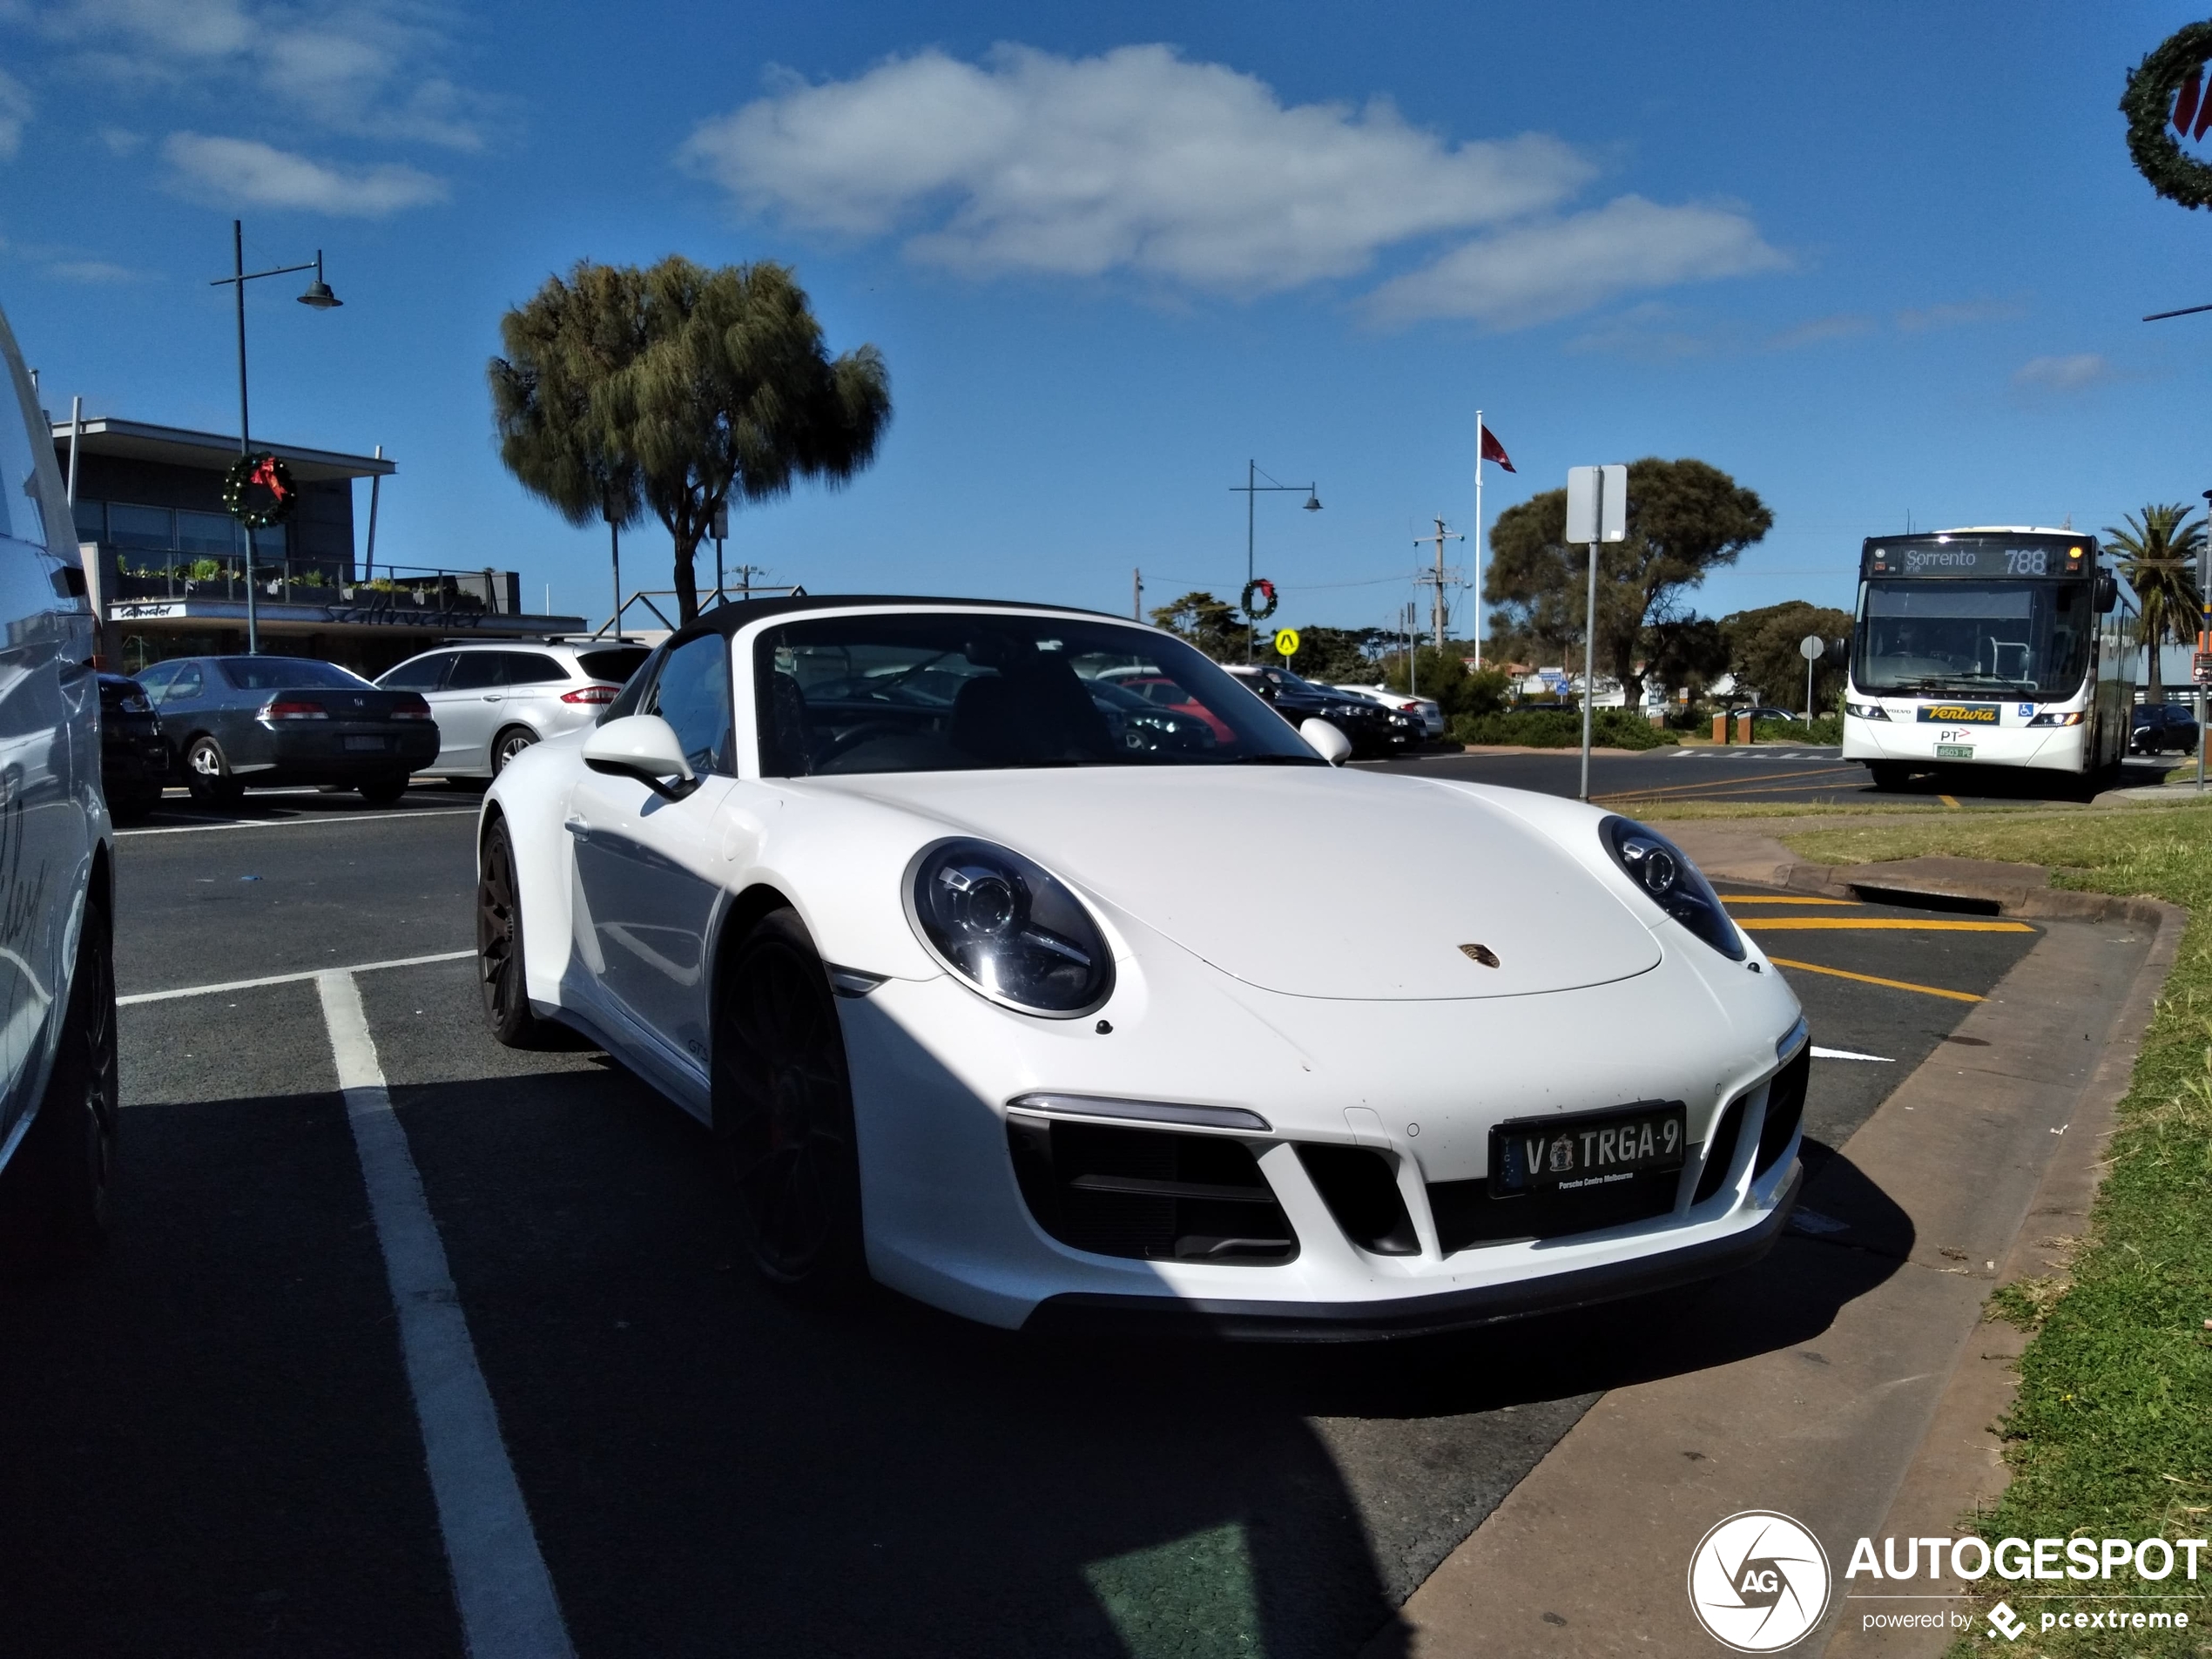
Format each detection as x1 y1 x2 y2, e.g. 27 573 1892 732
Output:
216 658 375 691
755 612 1318 775
1851 580 2091 699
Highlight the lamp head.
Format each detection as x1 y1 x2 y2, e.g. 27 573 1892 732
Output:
1303 493 1322 512
297 250 341 309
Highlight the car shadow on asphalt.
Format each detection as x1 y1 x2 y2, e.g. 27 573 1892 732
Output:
385 1055 1913 1659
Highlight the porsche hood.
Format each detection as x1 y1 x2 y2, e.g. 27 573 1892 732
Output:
820 768 1664 1001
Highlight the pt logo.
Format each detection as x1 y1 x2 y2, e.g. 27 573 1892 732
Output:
1687 1511 1831 1651
1987 1602 2027 1642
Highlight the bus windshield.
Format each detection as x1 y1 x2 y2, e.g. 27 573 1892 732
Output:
1853 579 2091 699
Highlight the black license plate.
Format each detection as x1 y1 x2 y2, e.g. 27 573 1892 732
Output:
344 735 388 752
1489 1101 1687 1197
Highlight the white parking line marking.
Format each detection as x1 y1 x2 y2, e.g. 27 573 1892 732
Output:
118 808 477 837
317 970 575 1659
1811 1045 1893 1062
118 949 475 1006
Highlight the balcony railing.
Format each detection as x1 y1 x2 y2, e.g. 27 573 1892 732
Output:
108 554 523 616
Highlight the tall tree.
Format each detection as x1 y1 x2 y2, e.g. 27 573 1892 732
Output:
1718 601 1852 713
1487 458 1773 708
1149 591 1250 660
488 260 650 620
490 257 892 624
2104 503 2204 705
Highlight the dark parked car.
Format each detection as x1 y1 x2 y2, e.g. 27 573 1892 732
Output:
1225 664 1417 758
132 656 439 805
97 672 170 821
2130 700 2201 756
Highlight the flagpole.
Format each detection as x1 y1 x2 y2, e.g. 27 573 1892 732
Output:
1473 409 1484 671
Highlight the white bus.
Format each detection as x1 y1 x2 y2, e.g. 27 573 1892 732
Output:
1841 528 2136 792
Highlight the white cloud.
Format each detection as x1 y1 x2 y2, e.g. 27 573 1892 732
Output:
2012 353 2119 395
1365 196 1788 327
163 132 446 215
98 125 143 155
0 67 31 159
44 258 144 281
25 0 491 150
1765 313 1875 351
1898 298 2026 332
682 44 1595 293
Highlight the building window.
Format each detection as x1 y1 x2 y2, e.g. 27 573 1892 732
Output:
177 509 239 556
107 502 174 550
72 500 104 542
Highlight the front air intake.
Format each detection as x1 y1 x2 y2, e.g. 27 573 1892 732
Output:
1007 1117 1297 1264
1296 1145 1419 1255
1426 1172 1675 1254
1754 1045 1811 1177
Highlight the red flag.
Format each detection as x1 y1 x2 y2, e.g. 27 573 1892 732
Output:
2178 67 2204 137
1480 427 1516 474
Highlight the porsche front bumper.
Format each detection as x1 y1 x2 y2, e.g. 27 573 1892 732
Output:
837 931 1808 1337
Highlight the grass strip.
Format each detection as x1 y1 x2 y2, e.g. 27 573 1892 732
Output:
1785 805 2212 1656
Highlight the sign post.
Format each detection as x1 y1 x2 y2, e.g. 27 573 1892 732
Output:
1566 465 1628 799
1799 632 1824 721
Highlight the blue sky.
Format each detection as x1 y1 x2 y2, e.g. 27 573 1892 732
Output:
2 1 2209 640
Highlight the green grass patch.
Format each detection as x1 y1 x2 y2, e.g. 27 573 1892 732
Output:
1786 806 2212 1654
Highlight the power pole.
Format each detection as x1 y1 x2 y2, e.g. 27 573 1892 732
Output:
1133 567 1143 621
1412 516 1465 652
732 563 769 602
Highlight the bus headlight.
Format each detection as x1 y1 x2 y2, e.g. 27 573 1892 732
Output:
1844 700 1889 721
2027 711 2084 727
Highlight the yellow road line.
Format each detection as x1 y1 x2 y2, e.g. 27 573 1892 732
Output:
1717 895 1861 905
1593 763 1865 803
1939 793 1962 810
1740 917 2034 933
1766 956 1986 1003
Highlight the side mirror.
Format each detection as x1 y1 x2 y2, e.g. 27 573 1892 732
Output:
583 714 696 796
2096 573 2118 614
1300 718 1353 765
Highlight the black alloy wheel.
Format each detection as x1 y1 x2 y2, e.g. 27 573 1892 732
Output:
0 898 118 1273
184 736 243 805
714 908 865 1294
491 725 539 776
357 773 410 805
476 819 546 1048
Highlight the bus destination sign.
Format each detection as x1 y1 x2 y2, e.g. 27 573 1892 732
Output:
1862 534 2093 580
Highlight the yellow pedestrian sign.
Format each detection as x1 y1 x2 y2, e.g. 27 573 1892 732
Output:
1274 628 1299 659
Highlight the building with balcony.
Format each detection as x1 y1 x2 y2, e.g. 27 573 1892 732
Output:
53 415 585 676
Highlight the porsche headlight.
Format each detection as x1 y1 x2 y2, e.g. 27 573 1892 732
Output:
907 840 1115 1016
1598 815 1744 961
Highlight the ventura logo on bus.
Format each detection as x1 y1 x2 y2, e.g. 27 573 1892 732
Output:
1918 705 2000 724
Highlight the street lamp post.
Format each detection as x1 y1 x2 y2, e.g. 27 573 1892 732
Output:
1229 461 1320 661
209 220 341 652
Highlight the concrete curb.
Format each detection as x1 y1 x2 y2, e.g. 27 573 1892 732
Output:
1822 892 2188 1656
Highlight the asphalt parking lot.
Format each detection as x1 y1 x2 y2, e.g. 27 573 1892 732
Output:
1380 742 2184 808
0 784 2096 1656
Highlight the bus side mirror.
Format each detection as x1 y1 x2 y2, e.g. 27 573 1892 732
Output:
2095 573 2118 614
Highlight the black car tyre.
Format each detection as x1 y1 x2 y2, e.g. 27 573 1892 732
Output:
0 897 118 1274
183 735 243 805
714 908 866 1297
490 725 538 776
475 818 550 1048
1865 761 1912 791
358 773 410 805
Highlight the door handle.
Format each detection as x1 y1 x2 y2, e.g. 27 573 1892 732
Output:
563 816 591 842
482 694 503 703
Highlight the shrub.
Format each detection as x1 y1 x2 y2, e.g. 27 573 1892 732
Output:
1751 715 1841 744
1450 708 1677 750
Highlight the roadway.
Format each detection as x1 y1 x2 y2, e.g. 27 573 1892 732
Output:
0 785 2111 1656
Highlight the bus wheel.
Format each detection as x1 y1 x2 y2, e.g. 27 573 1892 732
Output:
1866 762 1911 791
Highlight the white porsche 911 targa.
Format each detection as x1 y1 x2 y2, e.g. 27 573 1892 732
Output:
477 596 1809 1336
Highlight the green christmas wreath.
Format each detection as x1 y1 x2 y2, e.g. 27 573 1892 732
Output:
222 453 298 529
1240 577 1278 623
2122 21 2212 209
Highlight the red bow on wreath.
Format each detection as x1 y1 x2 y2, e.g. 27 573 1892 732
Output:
248 456 291 504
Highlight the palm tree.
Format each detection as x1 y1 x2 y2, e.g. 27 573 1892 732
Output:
2104 504 2205 706
489 262 651 628
491 258 892 624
